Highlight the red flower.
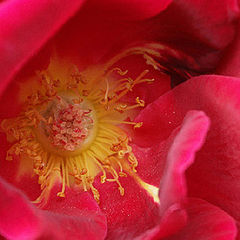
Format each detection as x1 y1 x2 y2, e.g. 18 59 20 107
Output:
0 0 239 240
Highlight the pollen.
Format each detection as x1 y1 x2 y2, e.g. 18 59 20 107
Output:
1 45 161 205
42 97 94 151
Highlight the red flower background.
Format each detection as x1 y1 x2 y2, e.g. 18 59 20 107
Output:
0 0 240 239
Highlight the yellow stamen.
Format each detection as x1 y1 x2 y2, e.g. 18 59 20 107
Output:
1 44 164 205
101 119 143 129
114 97 145 113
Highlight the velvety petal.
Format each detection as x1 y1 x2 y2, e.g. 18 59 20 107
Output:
111 53 171 106
165 198 237 240
0 176 42 240
134 74 240 237
88 0 172 20
139 198 237 240
132 141 168 187
0 177 107 240
51 0 239 72
174 0 239 49
142 0 239 71
158 111 210 215
93 175 160 240
183 77 240 238
0 0 85 96
217 22 240 77
133 111 209 186
134 111 209 239
93 111 209 239
133 91 183 147
0 131 42 201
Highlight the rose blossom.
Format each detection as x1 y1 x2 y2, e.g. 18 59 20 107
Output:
0 0 239 240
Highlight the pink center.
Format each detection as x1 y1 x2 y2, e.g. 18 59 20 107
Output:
46 104 93 151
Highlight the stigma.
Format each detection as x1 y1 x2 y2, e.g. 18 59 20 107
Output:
1 45 162 205
38 95 95 152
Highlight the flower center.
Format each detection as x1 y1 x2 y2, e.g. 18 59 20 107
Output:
1 45 163 205
48 103 92 151
37 95 95 153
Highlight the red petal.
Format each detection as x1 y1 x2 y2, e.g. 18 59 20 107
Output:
94 175 160 239
135 203 187 240
158 111 210 214
0 177 42 240
183 76 240 234
110 53 171 106
88 0 172 20
166 198 237 240
92 111 209 239
217 21 240 77
138 198 237 240
133 111 209 186
133 111 209 239
0 177 107 240
175 0 239 49
0 0 85 96
134 74 240 237
52 0 239 71
144 0 239 70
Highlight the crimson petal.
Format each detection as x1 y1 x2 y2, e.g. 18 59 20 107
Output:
134 111 209 239
94 110 209 239
94 175 160 240
145 0 239 71
0 177 107 240
134 74 240 238
50 0 239 72
133 111 209 186
165 198 237 240
158 111 210 215
217 21 240 77
138 198 237 240
88 0 172 20
0 0 85 96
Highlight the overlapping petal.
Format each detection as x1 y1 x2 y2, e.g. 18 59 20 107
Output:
0 0 239 239
134 74 240 237
135 111 210 240
158 111 209 215
143 0 239 72
50 0 239 73
138 198 237 240
91 110 210 239
0 177 107 240
164 198 236 240
94 175 160 240
0 0 238 86
0 0 85 95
